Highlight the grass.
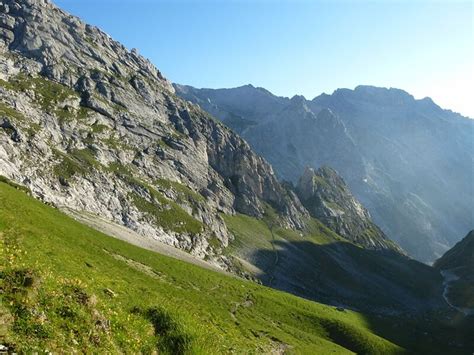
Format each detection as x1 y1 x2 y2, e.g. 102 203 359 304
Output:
222 209 474 354
0 74 93 124
0 102 24 122
0 176 30 194
2 74 78 110
0 180 409 354
223 209 340 258
130 191 203 235
52 148 100 183
154 178 205 204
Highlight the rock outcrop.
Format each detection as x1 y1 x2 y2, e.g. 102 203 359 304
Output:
296 166 399 251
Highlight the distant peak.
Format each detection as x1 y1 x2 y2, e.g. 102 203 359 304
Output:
290 94 306 103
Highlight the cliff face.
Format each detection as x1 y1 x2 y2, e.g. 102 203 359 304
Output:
0 0 307 265
296 166 399 251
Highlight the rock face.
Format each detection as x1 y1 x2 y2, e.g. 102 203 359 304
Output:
0 0 307 266
175 84 474 262
296 166 398 251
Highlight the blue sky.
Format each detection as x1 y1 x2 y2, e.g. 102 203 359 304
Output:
54 0 473 117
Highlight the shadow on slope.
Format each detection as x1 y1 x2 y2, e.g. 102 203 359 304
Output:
251 240 444 313
251 240 474 354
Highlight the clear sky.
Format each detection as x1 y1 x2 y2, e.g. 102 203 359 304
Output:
54 0 473 118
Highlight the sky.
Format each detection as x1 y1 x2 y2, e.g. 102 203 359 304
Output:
54 0 473 118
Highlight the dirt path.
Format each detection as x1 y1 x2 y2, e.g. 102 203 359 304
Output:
63 208 230 276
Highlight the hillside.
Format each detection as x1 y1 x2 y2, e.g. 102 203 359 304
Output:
223 210 444 314
1 179 474 353
435 231 474 312
175 84 474 262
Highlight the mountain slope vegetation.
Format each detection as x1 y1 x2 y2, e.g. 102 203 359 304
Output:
1 179 473 354
0 179 402 353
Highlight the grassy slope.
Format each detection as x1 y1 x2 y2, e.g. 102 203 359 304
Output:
0 181 405 354
223 213 474 354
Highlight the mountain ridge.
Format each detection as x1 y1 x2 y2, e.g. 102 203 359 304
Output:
175 82 474 261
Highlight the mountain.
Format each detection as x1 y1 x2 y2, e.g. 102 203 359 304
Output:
0 0 405 287
0 0 452 312
175 84 474 262
435 231 474 271
0 0 309 270
0 178 404 353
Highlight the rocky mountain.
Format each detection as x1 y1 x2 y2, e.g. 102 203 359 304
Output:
0 0 308 269
296 166 399 251
0 0 454 318
175 83 474 262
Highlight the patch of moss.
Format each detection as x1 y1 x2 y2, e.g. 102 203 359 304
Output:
312 175 331 189
91 123 108 134
154 178 205 204
130 187 203 235
101 135 134 152
0 74 87 123
105 163 203 234
207 235 222 251
52 148 100 183
0 102 24 122
25 123 42 138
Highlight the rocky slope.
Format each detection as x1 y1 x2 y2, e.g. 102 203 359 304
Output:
296 166 399 251
0 0 308 268
175 84 474 262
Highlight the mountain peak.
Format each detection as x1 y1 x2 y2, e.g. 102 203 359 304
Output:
0 0 174 92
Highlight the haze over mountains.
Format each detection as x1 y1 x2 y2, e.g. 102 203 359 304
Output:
175 83 474 262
